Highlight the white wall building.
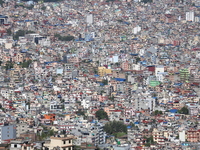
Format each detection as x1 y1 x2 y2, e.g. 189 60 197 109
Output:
186 11 194 22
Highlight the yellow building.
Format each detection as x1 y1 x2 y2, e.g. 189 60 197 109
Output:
98 66 112 77
44 135 75 150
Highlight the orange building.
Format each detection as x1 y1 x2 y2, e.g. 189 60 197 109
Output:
43 114 56 122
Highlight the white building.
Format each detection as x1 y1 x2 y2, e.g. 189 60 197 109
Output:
155 65 165 82
86 14 93 24
186 11 194 22
179 130 186 142
135 97 155 112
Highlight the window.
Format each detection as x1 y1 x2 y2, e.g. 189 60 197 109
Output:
63 141 66 144
69 140 71 143
14 144 17 148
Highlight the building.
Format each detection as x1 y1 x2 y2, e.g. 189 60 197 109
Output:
186 129 200 142
186 11 194 22
0 15 8 25
98 67 112 77
43 114 56 122
16 122 29 137
0 124 16 144
180 68 190 83
43 135 75 150
135 97 155 112
86 14 93 24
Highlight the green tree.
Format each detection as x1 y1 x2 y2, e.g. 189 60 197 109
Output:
93 68 98 74
21 60 32 68
144 136 155 147
95 109 108 120
4 61 14 70
106 0 115 2
6 28 12 36
76 110 85 116
109 95 115 101
54 34 74 41
41 6 46 11
153 110 163 116
26 4 34 10
0 0 4 6
102 79 108 85
178 106 189 114
104 120 127 136
141 0 153 3
136 57 141 63
14 30 35 40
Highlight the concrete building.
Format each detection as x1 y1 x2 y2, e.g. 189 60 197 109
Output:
0 124 16 144
43 135 75 150
98 67 112 77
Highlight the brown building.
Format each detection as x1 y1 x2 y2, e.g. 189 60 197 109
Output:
20 131 37 142
186 129 200 142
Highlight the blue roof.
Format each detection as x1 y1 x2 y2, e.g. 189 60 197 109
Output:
123 21 130 25
134 121 140 124
44 61 59 65
132 38 138 40
21 49 28 53
91 120 96 123
0 15 8 18
169 109 178 113
99 83 104 86
94 74 99 77
24 20 34 22
174 83 183 86
130 53 139 56
115 78 126 82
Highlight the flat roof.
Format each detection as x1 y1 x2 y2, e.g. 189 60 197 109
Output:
50 136 75 140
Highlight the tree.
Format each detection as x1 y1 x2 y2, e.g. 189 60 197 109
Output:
153 110 163 116
106 0 115 2
104 120 127 136
41 6 46 11
54 34 74 41
76 110 85 116
6 28 12 36
37 128 55 140
0 0 4 7
102 79 108 85
136 57 141 63
13 30 35 40
144 136 155 147
109 95 115 101
178 106 189 114
21 60 32 68
95 109 108 120
141 0 153 3
4 61 14 70
26 4 34 10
